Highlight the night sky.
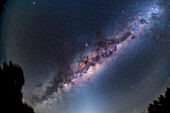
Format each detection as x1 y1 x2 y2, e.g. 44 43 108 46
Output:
0 0 170 113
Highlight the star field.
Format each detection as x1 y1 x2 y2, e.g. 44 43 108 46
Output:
0 0 170 113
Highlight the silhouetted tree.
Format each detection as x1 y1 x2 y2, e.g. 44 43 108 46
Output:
0 0 7 15
0 62 35 113
1 1 34 112
148 88 170 113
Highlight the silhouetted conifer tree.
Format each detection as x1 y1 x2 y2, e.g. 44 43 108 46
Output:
148 88 170 113
0 62 35 113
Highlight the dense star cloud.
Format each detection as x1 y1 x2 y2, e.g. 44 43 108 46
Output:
0 0 170 113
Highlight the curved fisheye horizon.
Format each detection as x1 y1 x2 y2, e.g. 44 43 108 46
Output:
0 0 170 113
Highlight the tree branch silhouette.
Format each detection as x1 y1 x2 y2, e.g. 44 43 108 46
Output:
147 88 170 113
0 61 35 113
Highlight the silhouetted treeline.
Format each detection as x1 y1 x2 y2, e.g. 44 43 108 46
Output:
148 88 170 113
0 0 7 15
1 1 34 112
0 62 35 113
